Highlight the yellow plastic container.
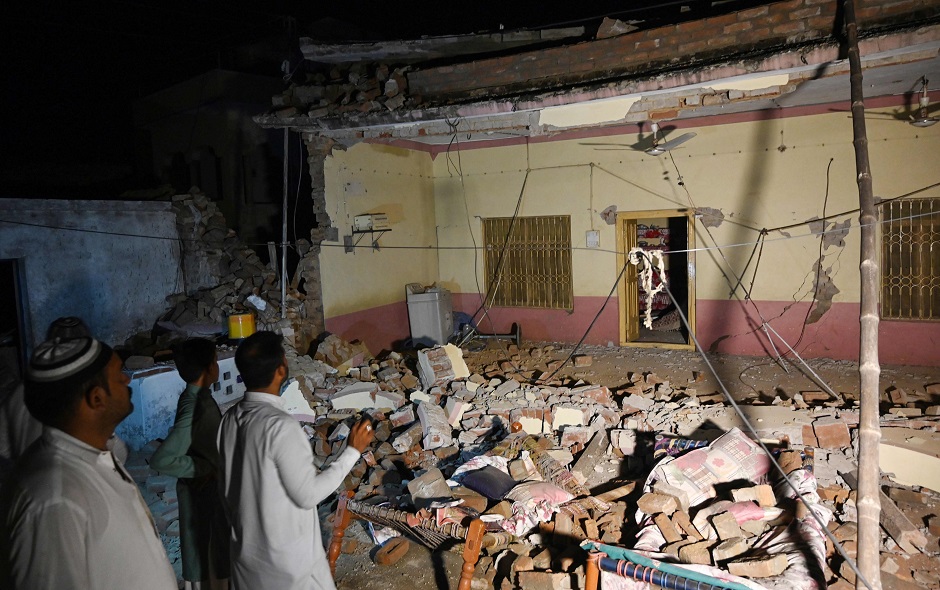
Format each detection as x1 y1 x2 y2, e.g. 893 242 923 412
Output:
228 313 256 339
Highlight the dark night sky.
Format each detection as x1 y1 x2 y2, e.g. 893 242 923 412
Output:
0 1 714 198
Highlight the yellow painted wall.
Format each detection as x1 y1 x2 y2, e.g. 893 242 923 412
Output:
320 143 437 318
430 110 940 304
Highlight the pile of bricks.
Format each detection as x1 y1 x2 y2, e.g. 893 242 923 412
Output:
272 63 411 120
131 336 940 589
124 190 311 355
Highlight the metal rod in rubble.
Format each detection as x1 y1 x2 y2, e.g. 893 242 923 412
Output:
281 128 289 319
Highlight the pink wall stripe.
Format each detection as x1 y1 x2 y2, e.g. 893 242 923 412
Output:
325 295 940 367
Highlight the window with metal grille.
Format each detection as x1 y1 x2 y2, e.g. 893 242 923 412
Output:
881 197 940 320
482 216 573 309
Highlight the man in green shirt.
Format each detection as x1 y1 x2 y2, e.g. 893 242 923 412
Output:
151 338 230 589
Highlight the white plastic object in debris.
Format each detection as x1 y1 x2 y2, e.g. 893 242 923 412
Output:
246 294 268 311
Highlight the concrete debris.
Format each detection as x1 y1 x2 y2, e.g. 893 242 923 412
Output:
129 339 940 589
146 191 309 351
272 63 412 120
417 344 470 388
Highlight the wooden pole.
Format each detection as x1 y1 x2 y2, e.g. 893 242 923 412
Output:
844 1 883 588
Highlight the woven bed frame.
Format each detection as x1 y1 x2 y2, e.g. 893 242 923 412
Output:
328 491 512 590
329 431 605 588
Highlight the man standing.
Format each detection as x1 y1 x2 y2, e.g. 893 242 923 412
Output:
219 331 374 590
0 317 128 487
0 335 176 589
151 338 230 588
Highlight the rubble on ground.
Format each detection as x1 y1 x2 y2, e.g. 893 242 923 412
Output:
133 338 940 589
119 189 317 359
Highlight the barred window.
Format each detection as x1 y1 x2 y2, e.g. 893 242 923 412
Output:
482 216 573 309
881 198 940 320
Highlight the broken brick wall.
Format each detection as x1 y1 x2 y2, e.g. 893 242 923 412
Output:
408 0 940 100
158 190 314 352
311 142 439 352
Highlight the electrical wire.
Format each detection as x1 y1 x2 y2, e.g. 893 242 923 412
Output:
543 258 630 381
632 249 875 590
790 158 836 354
3 205 938 255
663 147 795 371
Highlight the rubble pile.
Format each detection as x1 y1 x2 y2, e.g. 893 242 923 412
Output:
123 190 313 355
272 63 412 120
134 338 940 589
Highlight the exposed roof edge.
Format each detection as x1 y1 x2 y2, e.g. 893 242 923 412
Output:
299 27 586 64
254 24 940 146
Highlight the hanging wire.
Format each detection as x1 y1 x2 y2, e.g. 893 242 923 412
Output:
631 249 876 590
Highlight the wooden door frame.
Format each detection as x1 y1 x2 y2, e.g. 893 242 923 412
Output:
616 209 696 350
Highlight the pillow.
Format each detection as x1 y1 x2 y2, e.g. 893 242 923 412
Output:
653 428 771 510
460 465 518 500
505 481 574 506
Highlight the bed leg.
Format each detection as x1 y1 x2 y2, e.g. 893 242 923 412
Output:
328 490 354 577
457 519 485 590
585 552 601 590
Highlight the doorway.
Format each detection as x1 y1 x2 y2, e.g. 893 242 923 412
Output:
0 259 30 379
617 210 695 349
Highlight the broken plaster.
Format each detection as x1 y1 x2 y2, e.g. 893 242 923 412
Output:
538 95 641 129
695 207 725 228
703 73 791 93
808 217 851 250
807 259 841 324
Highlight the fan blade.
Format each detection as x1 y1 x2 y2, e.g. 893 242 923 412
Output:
580 136 657 151
655 132 697 151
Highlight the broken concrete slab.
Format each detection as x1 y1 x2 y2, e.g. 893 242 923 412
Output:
880 428 940 492
572 429 609 481
417 344 470 388
417 402 453 450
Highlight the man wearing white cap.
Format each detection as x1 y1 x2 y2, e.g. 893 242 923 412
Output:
0 335 176 589
0 317 128 487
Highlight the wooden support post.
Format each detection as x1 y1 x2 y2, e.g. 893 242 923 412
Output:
458 519 485 590
328 491 354 576
844 1 882 588
585 552 601 590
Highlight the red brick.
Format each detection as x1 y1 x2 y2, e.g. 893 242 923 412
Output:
736 30 765 45
790 6 822 19
728 554 789 578
679 40 711 54
677 19 709 33
807 16 836 31
802 424 819 446
374 537 410 565
737 5 770 19
706 13 738 28
724 21 753 34
773 21 807 35
813 419 851 448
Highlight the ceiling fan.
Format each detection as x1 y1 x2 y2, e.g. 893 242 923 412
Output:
910 76 938 128
579 121 697 155
645 122 697 155
829 76 938 126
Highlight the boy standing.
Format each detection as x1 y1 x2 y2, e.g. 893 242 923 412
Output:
151 338 230 589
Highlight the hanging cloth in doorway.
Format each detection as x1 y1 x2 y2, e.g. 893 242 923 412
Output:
628 247 665 329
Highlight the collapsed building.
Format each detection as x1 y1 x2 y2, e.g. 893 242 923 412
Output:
3 0 940 588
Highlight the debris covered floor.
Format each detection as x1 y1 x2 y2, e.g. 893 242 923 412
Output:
131 341 940 590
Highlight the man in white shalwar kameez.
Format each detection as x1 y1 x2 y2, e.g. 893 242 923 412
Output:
218 331 374 590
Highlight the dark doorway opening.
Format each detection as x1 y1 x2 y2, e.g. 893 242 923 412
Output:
0 260 30 379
